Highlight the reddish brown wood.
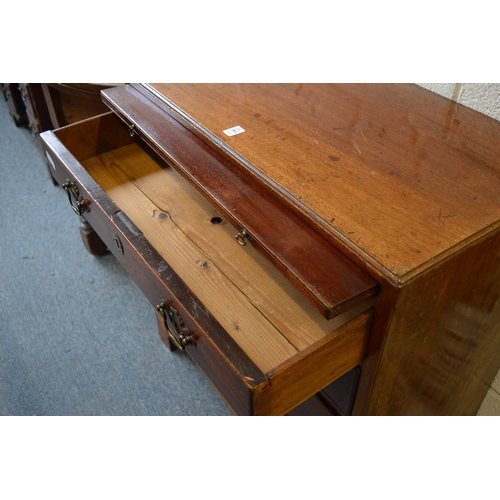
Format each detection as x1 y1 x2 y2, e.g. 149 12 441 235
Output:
39 84 500 416
41 83 119 129
41 124 269 416
2 84 27 126
40 113 374 415
134 83 500 416
143 84 500 285
78 216 107 256
101 85 379 320
351 277 399 416
256 310 372 415
20 84 53 134
367 228 500 415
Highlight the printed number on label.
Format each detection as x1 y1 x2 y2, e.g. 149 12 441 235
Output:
223 126 245 137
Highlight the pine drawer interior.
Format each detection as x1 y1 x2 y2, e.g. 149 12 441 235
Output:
45 112 374 414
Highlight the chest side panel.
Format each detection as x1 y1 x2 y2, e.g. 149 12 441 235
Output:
367 228 500 415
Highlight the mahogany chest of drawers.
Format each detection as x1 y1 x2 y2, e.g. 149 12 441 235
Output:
40 84 500 415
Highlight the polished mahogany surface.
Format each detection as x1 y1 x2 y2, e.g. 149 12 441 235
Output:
147 83 500 283
370 226 500 415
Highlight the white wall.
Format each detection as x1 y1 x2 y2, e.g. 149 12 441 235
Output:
417 83 500 415
418 83 500 121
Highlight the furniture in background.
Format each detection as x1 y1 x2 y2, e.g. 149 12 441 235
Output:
3 83 120 157
2 83 28 126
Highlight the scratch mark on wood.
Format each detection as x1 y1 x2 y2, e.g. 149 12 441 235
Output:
430 170 447 181
156 261 169 273
436 207 460 225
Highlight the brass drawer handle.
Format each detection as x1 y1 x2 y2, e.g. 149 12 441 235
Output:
235 228 249 246
156 300 195 350
62 180 88 216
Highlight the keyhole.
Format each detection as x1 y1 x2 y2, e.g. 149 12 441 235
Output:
113 233 124 255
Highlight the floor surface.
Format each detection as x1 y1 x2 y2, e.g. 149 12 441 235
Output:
0 93 231 416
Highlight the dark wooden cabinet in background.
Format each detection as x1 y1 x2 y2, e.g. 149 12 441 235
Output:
3 83 119 156
2 83 27 126
39 84 500 415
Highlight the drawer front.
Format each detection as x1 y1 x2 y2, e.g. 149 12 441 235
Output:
256 309 372 415
41 129 268 416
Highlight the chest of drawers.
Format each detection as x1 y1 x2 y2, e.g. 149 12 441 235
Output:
40 84 500 415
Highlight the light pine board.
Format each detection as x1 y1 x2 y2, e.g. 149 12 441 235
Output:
82 143 363 372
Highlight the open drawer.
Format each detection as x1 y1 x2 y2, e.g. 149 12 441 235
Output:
40 112 375 415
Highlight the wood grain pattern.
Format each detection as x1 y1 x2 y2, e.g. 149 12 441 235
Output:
41 127 269 415
367 228 500 415
256 309 373 415
81 143 370 372
43 85 500 415
43 113 374 414
102 86 379 319
147 83 500 283
40 83 119 129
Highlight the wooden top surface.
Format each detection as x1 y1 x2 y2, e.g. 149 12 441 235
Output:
146 83 500 282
